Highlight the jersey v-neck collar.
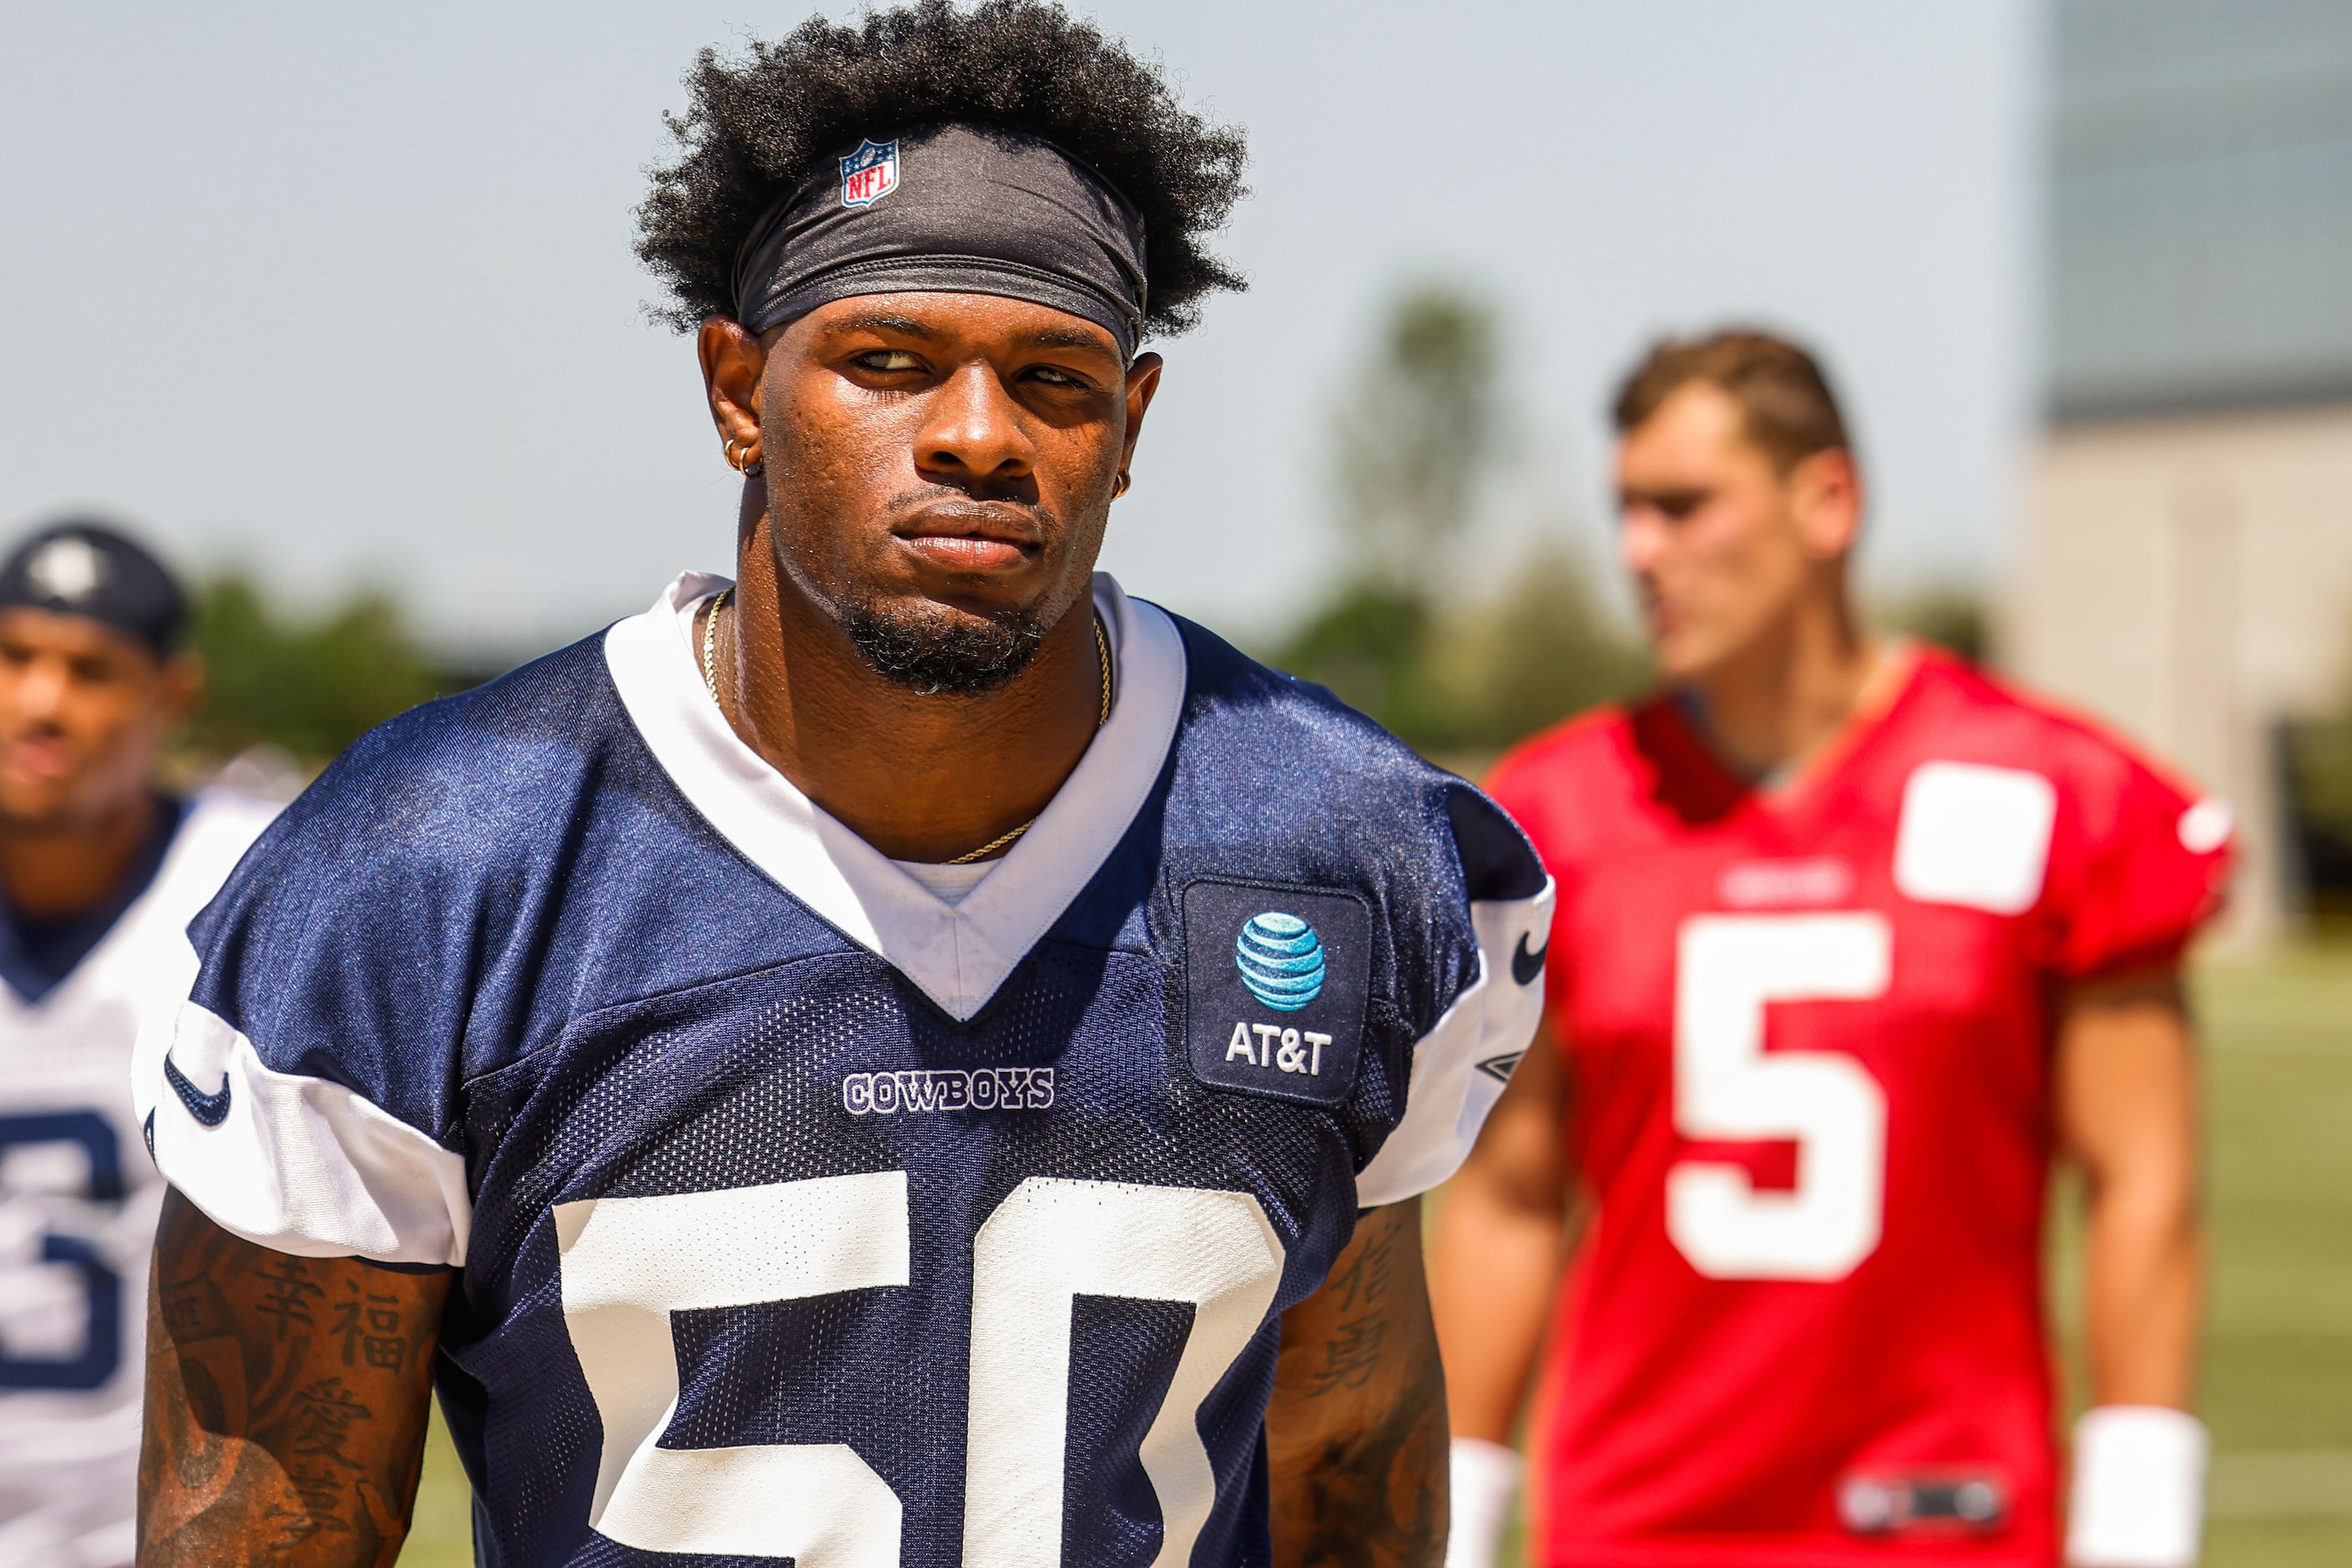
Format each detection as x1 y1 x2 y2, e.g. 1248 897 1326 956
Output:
1662 641 1932 822
604 570 1187 1023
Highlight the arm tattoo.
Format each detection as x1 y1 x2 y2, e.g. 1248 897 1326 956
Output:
1266 1198 1449 1568
139 1190 452 1565
1296 1206 1401 1398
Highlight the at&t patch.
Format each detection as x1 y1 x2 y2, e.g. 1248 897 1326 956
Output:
1181 878 1371 1108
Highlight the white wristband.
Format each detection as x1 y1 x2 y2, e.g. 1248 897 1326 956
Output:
2067 1405 2208 1567
1447 1437 1522 1568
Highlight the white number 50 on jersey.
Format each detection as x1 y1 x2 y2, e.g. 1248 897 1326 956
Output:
1668 913 1892 1281
554 1173 1284 1565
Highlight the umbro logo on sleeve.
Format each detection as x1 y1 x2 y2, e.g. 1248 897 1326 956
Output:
1476 1051 1525 1085
163 1053 233 1127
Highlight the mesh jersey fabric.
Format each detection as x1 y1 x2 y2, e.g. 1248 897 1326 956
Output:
0 788 277 1568
1484 649 2230 1568
143 574 1550 1568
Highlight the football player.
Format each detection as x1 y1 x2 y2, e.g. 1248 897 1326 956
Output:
1431 331 2225 1568
133 5 1551 1564
0 523 276 1566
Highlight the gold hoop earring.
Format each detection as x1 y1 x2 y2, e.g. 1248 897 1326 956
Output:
725 440 762 476
1111 470 1131 499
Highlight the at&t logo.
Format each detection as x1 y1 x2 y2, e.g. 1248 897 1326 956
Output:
1226 911 1333 1078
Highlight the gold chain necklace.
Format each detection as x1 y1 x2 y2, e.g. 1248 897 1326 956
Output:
701 585 732 697
701 588 1112 865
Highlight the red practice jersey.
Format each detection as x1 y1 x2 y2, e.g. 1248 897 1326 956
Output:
1484 649 2231 1568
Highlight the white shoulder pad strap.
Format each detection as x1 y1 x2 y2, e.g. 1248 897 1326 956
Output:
139 1001 471 1267
1355 880 1555 1207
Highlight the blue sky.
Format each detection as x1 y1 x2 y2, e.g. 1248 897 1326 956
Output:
0 0 2037 653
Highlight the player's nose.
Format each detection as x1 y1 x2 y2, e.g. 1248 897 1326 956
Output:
914 361 1036 492
13 659 71 719
1619 508 1670 577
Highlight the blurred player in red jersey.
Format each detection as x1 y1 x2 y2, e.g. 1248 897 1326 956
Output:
1429 331 2228 1568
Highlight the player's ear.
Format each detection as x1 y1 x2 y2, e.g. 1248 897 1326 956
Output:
1119 352 1164 473
1789 448 1863 563
159 650 204 727
698 316 769 463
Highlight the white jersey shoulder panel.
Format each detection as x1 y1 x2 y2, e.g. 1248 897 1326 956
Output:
140 1002 472 1267
1353 878 1555 1207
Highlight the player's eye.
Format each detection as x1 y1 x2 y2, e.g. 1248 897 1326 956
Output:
850 349 926 374
1646 491 1707 522
1024 365 1094 391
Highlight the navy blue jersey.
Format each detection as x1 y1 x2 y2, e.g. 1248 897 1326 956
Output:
139 574 1550 1568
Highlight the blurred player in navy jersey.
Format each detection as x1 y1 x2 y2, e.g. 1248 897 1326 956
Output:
0 522 276 1566
1431 332 2225 1568
133 4 1550 1563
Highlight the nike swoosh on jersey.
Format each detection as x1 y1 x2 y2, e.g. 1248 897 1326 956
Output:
1511 932 1548 986
164 1053 232 1127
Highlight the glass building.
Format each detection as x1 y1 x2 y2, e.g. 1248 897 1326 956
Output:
2015 0 2352 941
2049 0 2352 417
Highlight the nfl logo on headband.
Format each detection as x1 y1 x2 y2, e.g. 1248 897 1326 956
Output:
840 139 900 210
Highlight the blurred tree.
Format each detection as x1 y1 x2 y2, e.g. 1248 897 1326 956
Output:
184 574 468 770
1267 584 1433 734
1277 283 1494 736
1273 282 1646 753
1421 545 1649 748
1331 285 1500 589
2288 696 2352 873
1875 586 1990 665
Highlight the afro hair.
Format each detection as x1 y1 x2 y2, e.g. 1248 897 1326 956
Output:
636 0 1249 340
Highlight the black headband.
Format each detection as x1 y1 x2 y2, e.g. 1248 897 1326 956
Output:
0 521 188 658
731 120 1149 358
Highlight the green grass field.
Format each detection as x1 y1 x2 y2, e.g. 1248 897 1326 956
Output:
396 948 2352 1565
2177 951 2352 1566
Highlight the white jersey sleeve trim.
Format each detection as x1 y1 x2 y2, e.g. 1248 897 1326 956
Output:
1355 880 1555 1207
141 1002 470 1267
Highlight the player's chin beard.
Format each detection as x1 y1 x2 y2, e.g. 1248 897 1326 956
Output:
837 594 1054 697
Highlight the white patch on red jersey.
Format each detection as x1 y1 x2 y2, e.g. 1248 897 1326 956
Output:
2178 797 2233 855
1717 857 1854 909
1892 761 2056 915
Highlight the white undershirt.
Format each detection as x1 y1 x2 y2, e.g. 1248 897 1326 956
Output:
891 857 995 906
